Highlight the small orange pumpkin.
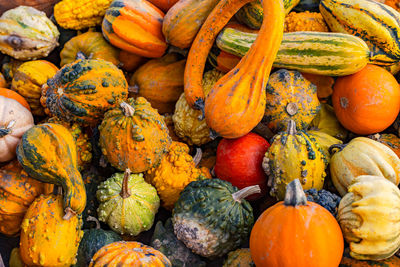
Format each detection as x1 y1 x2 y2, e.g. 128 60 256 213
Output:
0 88 30 110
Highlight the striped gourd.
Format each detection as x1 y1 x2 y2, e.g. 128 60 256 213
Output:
216 29 370 76
320 0 400 65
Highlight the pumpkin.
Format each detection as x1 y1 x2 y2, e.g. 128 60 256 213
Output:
0 88 30 110
309 103 348 140
89 241 172 266
97 169 160 236
264 69 321 132
129 53 185 114
118 50 147 72
0 160 51 236
146 141 210 210
332 65 400 135
99 97 171 173
17 123 86 219
41 59 128 125
162 0 220 49
337 175 400 260
151 219 206 267
0 6 59 60
223 248 255 267
60 31 120 67
11 60 59 116
369 133 400 159
172 179 257 258
173 69 224 146
284 11 329 32
215 132 270 200
308 130 342 160
262 120 326 200
148 0 179 12
102 0 167 58
250 179 344 267
301 73 334 101
339 250 400 267
9 247 25 267
0 96 34 162
329 137 400 196
20 194 83 266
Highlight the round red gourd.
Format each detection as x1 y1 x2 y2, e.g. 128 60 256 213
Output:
214 132 270 200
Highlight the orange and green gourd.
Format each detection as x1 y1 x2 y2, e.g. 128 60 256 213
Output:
223 248 255 267
369 133 400 159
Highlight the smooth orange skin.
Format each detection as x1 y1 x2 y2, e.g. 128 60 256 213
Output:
250 201 344 267
332 64 400 135
0 88 30 111
0 73 7 88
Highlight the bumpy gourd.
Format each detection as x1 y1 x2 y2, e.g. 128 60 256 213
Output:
223 248 255 267
262 120 326 200
173 179 257 258
0 6 59 60
20 194 83 267
41 59 128 125
97 169 160 236
54 0 113 30
337 175 400 260
99 97 171 173
308 130 342 160
11 60 59 116
17 123 86 218
146 142 210 210
284 11 329 32
370 133 400 159
309 103 348 140
339 250 400 267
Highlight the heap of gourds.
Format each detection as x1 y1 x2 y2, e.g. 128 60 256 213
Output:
2 0 400 266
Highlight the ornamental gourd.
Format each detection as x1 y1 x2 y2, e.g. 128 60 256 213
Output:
339 250 400 267
0 6 59 60
223 248 255 267
330 137 400 196
284 11 329 32
250 179 344 267
264 69 321 132
262 120 326 200
89 241 172 267
17 123 86 218
0 88 30 110
102 0 167 58
207 47 241 73
0 96 34 162
99 97 171 173
11 60 59 116
369 133 400 159
307 130 342 160
41 59 128 125
97 169 160 236
337 176 400 260
20 194 84 267
309 103 348 140
173 179 258 258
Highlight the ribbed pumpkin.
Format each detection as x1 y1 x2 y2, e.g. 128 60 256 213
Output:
102 0 167 58
20 194 83 267
173 69 224 146
89 241 172 267
11 60 59 116
97 169 160 236
369 133 400 159
330 137 400 196
264 69 321 132
223 248 255 267
41 59 128 125
309 103 348 140
262 120 326 200
337 175 400 260
0 88 30 111
0 6 59 60
339 251 400 267
173 179 257 258
146 141 210 210
99 97 171 173
60 31 120 67
0 161 51 236
17 123 86 219
129 53 185 114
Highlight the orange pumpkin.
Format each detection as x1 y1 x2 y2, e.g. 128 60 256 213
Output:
0 88 30 110
332 64 400 135
250 179 344 267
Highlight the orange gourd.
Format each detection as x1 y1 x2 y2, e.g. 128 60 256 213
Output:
0 88 30 110
369 133 400 159
118 50 148 72
0 73 6 88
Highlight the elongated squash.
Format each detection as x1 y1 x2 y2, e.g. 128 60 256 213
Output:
217 29 370 76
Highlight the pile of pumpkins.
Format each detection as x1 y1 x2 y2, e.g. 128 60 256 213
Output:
2 0 400 266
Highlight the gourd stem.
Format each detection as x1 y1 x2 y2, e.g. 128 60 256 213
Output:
209 129 219 140
232 185 261 203
120 168 131 199
128 85 139 94
193 148 202 167
63 207 76 220
76 51 87 60
87 215 101 229
0 120 15 138
284 179 307 206
120 102 135 117
328 143 347 155
253 122 274 140
287 120 297 135
286 103 299 116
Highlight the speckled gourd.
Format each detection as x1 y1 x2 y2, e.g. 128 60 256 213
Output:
223 248 255 267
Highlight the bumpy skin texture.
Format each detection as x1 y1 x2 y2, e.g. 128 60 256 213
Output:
11 60 59 116
305 188 341 216
96 172 160 236
41 59 128 126
20 194 84 267
54 0 113 30
89 241 172 267
339 251 400 267
60 32 120 67
99 97 171 173
223 248 255 267
0 6 59 60
337 176 400 260
309 103 348 140
330 137 400 196
284 11 329 32
17 123 86 216
307 130 342 160
172 179 254 258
